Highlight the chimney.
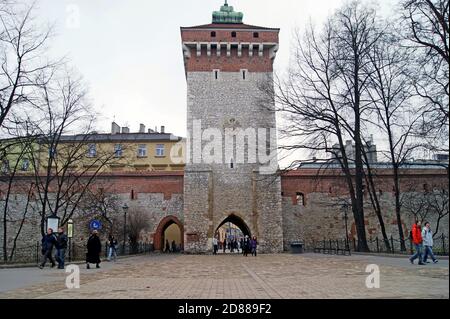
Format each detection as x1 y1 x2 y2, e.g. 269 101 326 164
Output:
121 127 130 134
139 124 146 133
148 128 154 133
111 122 120 134
160 126 165 133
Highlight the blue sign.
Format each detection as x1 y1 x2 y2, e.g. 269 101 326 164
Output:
89 220 102 230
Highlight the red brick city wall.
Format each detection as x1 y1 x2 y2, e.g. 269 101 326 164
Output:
185 47 275 72
280 168 449 205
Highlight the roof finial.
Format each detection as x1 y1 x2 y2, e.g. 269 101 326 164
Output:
212 1 243 24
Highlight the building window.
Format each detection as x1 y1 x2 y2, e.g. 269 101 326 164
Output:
114 144 123 157
231 31 236 38
87 144 97 157
242 70 246 80
21 158 30 171
156 144 165 157
213 69 220 80
230 158 234 169
211 31 216 37
48 147 57 159
131 189 136 200
296 192 305 206
253 32 259 38
138 144 147 157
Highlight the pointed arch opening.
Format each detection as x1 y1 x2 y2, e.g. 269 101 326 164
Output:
154 216 184 252
215 214 251 253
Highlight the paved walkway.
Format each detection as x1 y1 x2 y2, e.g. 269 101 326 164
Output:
0 253 448 299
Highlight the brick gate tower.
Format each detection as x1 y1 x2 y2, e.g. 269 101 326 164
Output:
181 1 283 253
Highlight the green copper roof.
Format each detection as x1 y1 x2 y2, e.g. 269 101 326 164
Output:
212 1 243 24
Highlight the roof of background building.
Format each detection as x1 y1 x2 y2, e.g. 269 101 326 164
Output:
180 23 279 31
58 132 183 143
294 162 449 170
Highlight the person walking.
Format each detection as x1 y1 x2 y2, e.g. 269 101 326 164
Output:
86 230 102 269
172 240 177 253
39 228 57 269
55 227 68 269
213 237 218 255
165 239 171 253
240 238 244 255
243 235 250 257
409 220 425 265
223 239 227 253
107 235 118 262
422 222 438 264
251 236 258 257
213 236 219 255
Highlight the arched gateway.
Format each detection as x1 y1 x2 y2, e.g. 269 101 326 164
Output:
154 216 184 251
215 214 251 238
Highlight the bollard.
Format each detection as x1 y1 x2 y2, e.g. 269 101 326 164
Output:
376 237 379 253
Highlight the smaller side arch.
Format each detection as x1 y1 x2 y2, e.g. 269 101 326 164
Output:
154 215 184 251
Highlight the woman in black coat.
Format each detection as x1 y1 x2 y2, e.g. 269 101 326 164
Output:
86 230 102 269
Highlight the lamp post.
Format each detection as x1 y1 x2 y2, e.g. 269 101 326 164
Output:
122 203 128 255
67 219 74 262
342 203 350 250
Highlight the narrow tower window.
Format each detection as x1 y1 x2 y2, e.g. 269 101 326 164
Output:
230 158 234 169
296 192 305 206
242 70 246 80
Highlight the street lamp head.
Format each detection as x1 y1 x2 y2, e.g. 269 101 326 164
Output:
122 203 129 211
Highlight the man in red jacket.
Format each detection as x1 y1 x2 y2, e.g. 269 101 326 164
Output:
409 220 425 265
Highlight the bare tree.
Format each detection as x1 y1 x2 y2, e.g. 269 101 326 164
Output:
0 136 36 262
403 186 449 236
401 0 449 150
81 186 124 236
365 25 423 250
0 1 56 129
126 208 149 254
262 1 392 251
20 69 119 235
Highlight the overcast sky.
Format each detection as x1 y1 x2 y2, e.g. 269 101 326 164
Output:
32 0 396 139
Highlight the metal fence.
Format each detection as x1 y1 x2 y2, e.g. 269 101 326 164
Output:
0 241 154 265
311 234 449 256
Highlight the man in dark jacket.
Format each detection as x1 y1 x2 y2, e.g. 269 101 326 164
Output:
55 227 68 269
39 228 57 269
86 230 102 269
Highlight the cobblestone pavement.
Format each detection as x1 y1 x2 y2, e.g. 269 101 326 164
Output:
0 253 448 299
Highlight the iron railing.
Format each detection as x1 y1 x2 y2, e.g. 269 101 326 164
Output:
310 234 448 256
0 241 154 265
